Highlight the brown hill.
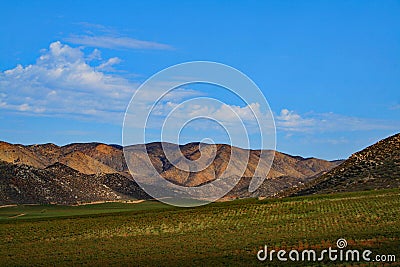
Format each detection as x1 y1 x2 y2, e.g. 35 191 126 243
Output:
0 141 337 184
26 143 63 166
290 133 400 196
61 143 127 172
125 142 337 189
0 140 339 204
0 160 149 205
0 141 46 168
0 142 126 176
1 133 398 204
58 151 117 175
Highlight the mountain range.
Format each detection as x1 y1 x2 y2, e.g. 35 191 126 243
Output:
0 132 398 204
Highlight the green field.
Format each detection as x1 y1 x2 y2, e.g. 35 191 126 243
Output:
1 189 399 266
0 201 171 220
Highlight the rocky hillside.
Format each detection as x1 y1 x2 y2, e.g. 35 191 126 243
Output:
0 140 340 204
0 161 150 205
126 142 336 187
290 133 400 196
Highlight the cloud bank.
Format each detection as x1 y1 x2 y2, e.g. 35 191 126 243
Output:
0 41 195 124
276 109 399 133
0 41 135 122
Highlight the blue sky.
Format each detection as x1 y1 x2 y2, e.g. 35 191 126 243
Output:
0 0 399 160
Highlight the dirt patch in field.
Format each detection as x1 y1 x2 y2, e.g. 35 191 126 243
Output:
8 213 26 218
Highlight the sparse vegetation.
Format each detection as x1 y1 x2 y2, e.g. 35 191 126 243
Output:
1 189 399 266
289 133 400 197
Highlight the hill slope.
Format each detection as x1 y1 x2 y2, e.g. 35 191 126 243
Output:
291 133 400 196
126 142 336 188
0 161 149 205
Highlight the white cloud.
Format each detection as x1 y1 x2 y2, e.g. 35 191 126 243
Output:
131 100 269 148
276 109 315 132
97 57 122 71
276 108 400 133
213 103 262 123
142 99 271 134
87 48 102 61
0 41 136 121
65 35 173 50
18 104 30 111
0 41 200 124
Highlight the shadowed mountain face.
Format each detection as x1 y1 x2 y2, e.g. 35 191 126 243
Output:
0 140 340 204
0 161 150 205
290 133 400 196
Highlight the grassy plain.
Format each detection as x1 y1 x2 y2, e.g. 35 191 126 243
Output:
0 189 399 266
